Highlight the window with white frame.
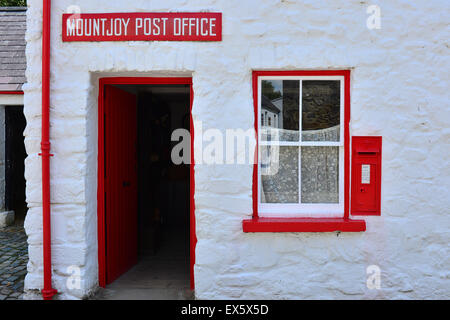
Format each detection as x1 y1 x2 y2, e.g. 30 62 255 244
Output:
258 76 345 217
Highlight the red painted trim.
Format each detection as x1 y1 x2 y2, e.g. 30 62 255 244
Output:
0 91 24 95
344 70 351 219
243 218 366 233
252 71 259 219
249 70 361 231
190 84 196 290
252 70 352 77
40 0 57 300
97 77 196 290
97 81 106 288
98 77 193 85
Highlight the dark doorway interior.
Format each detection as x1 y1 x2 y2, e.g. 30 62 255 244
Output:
136 86 190 256
101 84 191 299
5 106 27 223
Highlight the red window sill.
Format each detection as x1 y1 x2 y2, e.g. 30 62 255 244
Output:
242 217 366 233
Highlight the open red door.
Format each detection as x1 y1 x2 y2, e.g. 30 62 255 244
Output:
104 85 138 284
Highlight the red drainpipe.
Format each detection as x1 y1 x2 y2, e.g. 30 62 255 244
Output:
40 0 57 300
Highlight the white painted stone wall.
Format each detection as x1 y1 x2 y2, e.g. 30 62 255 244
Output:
23 0 450 299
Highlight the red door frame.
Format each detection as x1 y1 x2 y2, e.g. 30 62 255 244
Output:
97 77 196 290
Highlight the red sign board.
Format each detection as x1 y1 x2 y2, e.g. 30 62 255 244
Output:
62 12 222 42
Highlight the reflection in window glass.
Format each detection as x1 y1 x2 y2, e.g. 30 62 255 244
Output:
301 146 339 203
261 80 299 141
260 146 299 203
302 81 340 142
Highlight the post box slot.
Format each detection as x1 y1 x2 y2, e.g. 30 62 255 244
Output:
357 151 377 155
355 146 380 153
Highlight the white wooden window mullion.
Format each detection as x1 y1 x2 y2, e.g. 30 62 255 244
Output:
258 76 345 216
298 79 302 204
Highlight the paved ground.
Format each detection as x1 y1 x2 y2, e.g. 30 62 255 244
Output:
92 226 194 300
0 223 192 300
0 224 28 300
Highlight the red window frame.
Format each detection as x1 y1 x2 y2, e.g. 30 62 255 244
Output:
0 91 24 95
243 70 365 232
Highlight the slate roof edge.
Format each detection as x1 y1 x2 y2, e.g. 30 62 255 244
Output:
0 7 27 12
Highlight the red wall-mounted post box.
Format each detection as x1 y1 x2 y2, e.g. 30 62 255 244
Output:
351 136 382 216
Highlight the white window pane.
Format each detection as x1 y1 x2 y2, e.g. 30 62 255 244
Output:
260 146 299 203
301 146 339 203
302 80 340 142
261 80 299 142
